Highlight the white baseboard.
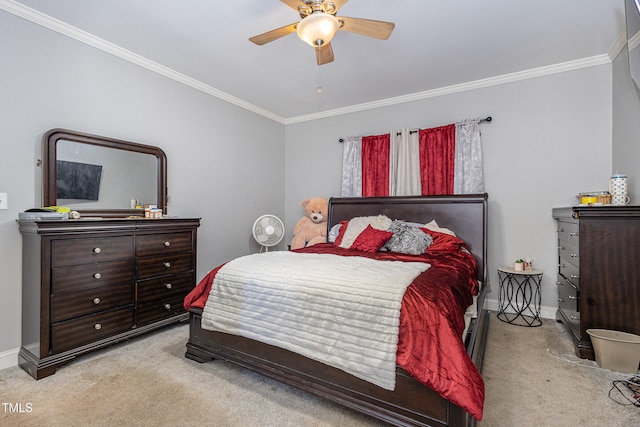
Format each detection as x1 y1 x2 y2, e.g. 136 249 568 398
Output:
0 347 19 371
485 298 557 320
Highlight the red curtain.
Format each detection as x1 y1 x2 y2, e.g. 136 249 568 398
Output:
419 124 455 195
361 134 390 196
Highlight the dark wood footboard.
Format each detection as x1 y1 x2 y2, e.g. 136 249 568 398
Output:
186 288 489 427
185 311 489 427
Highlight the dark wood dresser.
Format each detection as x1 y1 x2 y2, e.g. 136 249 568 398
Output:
18 217 200 379
552 206 640 359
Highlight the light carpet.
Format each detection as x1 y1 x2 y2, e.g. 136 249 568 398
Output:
0 313 638 426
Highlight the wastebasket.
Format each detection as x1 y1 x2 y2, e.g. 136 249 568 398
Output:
586 329 640 373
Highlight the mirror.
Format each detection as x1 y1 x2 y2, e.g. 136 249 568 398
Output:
43 128 167 217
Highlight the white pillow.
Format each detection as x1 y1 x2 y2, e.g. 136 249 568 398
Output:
338 215 393 248
423 219 457 236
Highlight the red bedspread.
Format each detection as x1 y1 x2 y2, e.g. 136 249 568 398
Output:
184 243 484 420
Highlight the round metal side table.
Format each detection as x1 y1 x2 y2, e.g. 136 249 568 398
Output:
497 267 543 327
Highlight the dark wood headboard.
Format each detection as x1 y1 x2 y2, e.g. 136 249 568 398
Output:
328 194 488 284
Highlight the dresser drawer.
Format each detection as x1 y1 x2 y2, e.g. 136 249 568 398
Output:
136 232 193 257
136 252 193 279
52 259 134 293
558 259 579 288
557 274 579 313
557 274 581 340
557 220 579 244
136 271 194 303
51 282 134 323
558 244 579 269
136 295 186 326
51 306 134 354
52 236 134 267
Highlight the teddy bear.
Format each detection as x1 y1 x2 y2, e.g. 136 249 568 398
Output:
290 197 329 249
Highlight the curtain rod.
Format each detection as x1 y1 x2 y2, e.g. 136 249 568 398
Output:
338 116 492 142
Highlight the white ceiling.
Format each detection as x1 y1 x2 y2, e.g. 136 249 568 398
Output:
3 0 627 123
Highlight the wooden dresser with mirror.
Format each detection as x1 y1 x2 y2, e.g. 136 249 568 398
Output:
19 129 200 379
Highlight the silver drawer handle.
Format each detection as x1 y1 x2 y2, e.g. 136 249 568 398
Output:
93 272 102 279
558 263 565 268
93 247 102 254
569 295 578 300
557 228 564 233
163 241 171 247
569 232 579 236
557 246 564 250
570 315 580 320
164 262 171 268
570 253 578 258
94 323 102 330
165 283 172 289
164 303 171 310
570 274 579 279
557 298 564 302
556 281 563 286
93 297 101 305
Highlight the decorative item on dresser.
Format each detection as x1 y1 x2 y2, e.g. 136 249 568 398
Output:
18 217 200 379
552 206 640 360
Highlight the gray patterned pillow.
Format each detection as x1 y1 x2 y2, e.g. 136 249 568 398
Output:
384 221 433 255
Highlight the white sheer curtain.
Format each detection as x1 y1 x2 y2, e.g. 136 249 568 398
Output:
340 136 362 197
454 119 484 194
389 129 421 196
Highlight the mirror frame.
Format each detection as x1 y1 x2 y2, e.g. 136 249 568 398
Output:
42 128 167 217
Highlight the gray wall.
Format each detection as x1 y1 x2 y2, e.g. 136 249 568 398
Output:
0 11 285 364
613 42 640 200
284 64 613 315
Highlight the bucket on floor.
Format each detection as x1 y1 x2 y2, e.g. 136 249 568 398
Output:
586 329 640 373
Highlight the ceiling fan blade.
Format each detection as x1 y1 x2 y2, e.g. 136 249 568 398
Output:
280 0 304 10
331 0 349 13
249 23 298 45
338 16 395 40
316 42 334 65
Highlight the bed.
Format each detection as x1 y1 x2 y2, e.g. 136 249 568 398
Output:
184 194 489 427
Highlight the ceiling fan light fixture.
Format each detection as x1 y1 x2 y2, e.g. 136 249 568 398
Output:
296 13 339 47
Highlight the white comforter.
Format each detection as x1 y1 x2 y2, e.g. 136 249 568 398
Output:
201 251 429 390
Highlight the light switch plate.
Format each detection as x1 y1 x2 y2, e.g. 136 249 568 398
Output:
0 193 7 209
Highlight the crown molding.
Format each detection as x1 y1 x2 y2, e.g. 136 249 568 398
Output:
1 0 618 126
284 54 613 124
630 29 640 52
609 29 629 60
0 0 287 124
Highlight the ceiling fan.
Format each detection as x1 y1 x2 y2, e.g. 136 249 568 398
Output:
249 0 395 65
